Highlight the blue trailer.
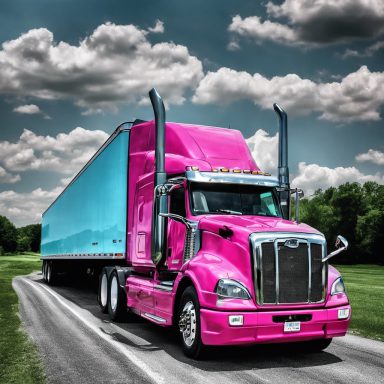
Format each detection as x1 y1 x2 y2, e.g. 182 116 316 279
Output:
41 124 131 282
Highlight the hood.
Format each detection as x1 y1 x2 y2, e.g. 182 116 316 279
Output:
198 214 321 238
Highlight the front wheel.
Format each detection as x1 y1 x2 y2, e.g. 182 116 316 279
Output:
178 286 205 359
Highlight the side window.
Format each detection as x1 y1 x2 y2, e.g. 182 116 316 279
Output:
170 187 186 217
260 191 278 216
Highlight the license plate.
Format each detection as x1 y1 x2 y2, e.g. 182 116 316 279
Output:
284 321 301 332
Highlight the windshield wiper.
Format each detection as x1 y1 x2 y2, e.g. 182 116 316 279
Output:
214 209 242 215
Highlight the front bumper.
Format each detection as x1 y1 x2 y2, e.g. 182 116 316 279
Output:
200 305 351 346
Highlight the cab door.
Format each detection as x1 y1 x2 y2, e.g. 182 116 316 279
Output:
166 186 187 270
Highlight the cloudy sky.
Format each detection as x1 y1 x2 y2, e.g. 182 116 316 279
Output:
0 0 383 226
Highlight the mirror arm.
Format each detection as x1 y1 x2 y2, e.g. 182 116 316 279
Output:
159 213 193 230
322 235 348 262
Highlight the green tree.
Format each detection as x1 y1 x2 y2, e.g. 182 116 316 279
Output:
0 215 18 254
299 181 384 264
17 224 41 253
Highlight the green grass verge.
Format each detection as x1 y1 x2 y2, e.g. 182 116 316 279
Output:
0 253 46 384
333 264 384 341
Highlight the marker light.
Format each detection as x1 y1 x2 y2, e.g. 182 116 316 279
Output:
338 308 350 319
229 315 244 326
233 169 241 173
212 168 219 172
243 170 251 174
264 172 271 176
331 277 346 295
252 170 262 175
191 166 200 171
220 168 229 172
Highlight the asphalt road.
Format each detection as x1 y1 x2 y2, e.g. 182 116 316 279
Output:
13 273 384 384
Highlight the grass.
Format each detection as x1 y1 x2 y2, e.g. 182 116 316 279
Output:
333 264 384 341
0 253 46 384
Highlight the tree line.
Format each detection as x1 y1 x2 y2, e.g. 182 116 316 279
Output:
0 216 41 255
298 181 384 265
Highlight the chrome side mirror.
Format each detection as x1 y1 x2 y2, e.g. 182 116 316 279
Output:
290 188 304 223
322 235 348 262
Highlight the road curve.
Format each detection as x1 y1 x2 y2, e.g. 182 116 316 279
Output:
13 273 384 384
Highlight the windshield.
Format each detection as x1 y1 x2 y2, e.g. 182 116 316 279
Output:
190 182 281 217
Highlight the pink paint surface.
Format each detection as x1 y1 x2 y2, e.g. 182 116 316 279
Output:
124 120 351 346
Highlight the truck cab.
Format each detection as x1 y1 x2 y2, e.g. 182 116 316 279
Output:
102 89 351 358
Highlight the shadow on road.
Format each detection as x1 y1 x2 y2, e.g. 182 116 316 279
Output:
35 273 343 372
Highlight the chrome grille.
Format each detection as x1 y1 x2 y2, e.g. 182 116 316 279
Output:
251 233 327 305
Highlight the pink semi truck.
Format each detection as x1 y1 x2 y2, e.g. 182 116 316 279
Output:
41 89 351 358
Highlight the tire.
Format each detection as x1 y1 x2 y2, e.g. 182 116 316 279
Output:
178 286 205 359
98 269 109 314
299 338 333 353
46 260 59 286
107 270 127 322
42 260 47 282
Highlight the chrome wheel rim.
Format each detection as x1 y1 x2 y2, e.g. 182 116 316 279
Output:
100 273 108 307
110 276 118 312
179 301 196 347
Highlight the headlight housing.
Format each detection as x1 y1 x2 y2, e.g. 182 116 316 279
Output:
215 279 251 299
331 277 346 295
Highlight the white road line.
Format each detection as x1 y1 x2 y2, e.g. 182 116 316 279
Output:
23 278 165 384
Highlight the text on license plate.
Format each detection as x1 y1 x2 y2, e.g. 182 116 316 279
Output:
284 321 301 332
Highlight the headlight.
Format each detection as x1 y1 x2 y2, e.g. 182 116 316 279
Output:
215 279 251 299
331 277 346 295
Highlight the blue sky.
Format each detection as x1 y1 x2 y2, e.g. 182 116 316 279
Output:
0 0 383 226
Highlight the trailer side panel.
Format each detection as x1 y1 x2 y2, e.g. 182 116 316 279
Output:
41 130 129 260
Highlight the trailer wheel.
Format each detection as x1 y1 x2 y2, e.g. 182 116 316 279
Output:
108 270 127 322
42 261 47 282
46 261 58 286
98 269 109 313
178 286 205 359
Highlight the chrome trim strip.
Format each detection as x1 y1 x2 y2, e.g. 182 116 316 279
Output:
154 284 173 292
186 171 279 187
257 245 263 305
143 313 167 323
274 240 279 304
40 254 125 260
250 232 327 306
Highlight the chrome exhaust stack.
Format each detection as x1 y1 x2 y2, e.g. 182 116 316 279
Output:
149 88 168 266
273 103 290 219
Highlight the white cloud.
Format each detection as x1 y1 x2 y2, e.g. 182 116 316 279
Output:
291 162 384 195
341 41 384 58
0 127 108 176
0 187 63 226
0 166 20 184
228 15 299 46
0 22 203 113
13 104 41 114
148 20 164 34
192 66 384 123
229 1 384 47
246 129 278 173
356 149 384 165
227 40 241 51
